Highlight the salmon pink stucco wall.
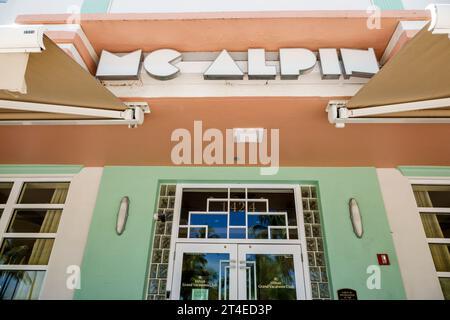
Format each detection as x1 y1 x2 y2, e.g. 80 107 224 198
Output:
0 97 449 168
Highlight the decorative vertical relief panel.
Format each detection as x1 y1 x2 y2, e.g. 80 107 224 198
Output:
147 184 176 300
301 185 331 300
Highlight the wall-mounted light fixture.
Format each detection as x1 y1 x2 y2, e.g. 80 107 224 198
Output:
116 196 130 235
349 198 363 238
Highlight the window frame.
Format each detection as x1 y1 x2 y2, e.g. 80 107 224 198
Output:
171 184 306 245
410 177 450 281
0 176 72 296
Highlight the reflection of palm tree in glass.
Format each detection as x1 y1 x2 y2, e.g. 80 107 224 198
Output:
252 254 296 300
181 253 220 300
249 224 268 239
208 227 219 238
249 215 285 239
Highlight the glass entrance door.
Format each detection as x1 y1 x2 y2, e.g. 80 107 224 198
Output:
237 244 305 300
171 243 238 300
171 243 305 300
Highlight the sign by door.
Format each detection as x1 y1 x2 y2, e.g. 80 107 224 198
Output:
337 288 358 300
192 288 209 300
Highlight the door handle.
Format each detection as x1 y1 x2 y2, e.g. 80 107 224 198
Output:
228 259 237 268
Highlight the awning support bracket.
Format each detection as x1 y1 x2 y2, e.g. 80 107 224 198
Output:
326 99 450 128
0 100 149 127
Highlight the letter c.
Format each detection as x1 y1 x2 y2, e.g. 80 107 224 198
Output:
144 49 182 80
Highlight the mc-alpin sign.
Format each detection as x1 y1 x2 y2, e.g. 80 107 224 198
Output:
96 48 380 81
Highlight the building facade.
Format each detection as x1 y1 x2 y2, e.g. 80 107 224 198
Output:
0 0 449 300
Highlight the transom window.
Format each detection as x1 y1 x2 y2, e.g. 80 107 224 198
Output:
177 187 299 241
412 182 450 300
0 178 70 300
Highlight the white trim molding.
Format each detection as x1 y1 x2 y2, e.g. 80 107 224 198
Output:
40 167 104 300
376 169 444 300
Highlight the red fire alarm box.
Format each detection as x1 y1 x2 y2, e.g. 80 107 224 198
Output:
377 253 390 265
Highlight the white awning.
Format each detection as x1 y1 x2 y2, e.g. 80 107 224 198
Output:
0 25 148 127
327 4 450 128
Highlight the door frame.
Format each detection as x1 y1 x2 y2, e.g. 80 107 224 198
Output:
172 243 306 300
166 183 312 300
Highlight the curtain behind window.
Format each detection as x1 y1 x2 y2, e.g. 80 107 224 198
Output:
414 190 450 272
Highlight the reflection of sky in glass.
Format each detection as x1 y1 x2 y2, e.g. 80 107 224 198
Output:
230 210 246 226
190 214 227 238
229 228 246 239
188 212 288 239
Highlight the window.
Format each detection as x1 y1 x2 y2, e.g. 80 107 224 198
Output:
178 187 299 240
0 179 70 300
412 183 450 300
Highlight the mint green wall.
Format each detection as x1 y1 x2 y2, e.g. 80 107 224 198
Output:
373 0 404 10
0 165 82 174
75 166 405 300
81 0 111 13
398 166 450 177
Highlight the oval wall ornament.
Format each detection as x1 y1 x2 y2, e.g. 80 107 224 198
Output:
349 198 363 238
116 196 130 235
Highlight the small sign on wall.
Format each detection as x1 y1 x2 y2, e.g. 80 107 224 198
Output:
337 288 358 300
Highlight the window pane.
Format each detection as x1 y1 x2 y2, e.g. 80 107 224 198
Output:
245 253 297 300
178 227 188 238
180 188 228 225
209 200 228 212
0 182 13 204
288 228 299 240
270 228 287 239
229 210 245 226
18 182 69 204
439 278 450 300
429 244 450 272
413 185 450 208
248 214 287 239
230 188 245 199
0 238 54 265
0 209 3 220
190 213 228 239
247 189 297 226
420 213 450 238
180 253 230 300
0 270 45 300
189 227 207 239
7 209 62 233
229 228 246 239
